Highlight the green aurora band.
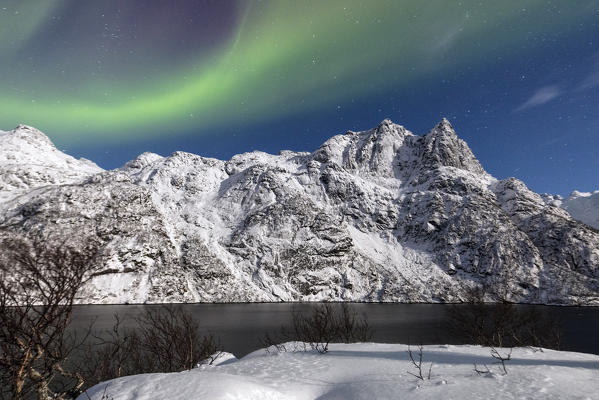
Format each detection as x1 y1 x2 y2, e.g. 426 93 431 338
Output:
0 0 594 142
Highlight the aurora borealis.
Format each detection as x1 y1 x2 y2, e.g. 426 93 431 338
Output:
1 1 598 195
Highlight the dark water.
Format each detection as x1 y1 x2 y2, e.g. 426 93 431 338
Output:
69 303 599 358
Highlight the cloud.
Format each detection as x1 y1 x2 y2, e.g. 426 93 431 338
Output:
515 86 561 112
579 70 599 90
433 25 463 53
577 55 599 90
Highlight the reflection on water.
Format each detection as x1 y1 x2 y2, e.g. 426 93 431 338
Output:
69 303 599 357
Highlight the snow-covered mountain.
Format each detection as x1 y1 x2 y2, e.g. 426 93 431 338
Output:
0 124 103 203
1 120 598 305
542 191 599 230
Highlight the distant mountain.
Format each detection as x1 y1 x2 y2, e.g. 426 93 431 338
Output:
542 191 599 230
1 120 598 305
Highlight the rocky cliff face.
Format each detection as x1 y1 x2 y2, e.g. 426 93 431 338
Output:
1 120 598 304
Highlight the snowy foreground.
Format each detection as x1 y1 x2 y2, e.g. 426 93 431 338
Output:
79 343 599 400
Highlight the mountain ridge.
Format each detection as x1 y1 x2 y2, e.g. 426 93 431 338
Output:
1 120 598 305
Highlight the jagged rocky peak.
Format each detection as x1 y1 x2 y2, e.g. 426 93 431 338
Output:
312 117 486 179
371 118 411 139
312 119 414 177
421 118 486 175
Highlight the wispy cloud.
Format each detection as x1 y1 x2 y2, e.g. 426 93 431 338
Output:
579 70 599 90
577 54 599 90
433 25 463 53
515 85 561 112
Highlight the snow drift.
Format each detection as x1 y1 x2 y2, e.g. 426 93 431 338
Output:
79 343 599 400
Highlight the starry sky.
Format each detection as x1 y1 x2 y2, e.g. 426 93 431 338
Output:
1 0 598 196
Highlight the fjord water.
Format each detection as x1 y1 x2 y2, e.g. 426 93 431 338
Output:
70 303 599 357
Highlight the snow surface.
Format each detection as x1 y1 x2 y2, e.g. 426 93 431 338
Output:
79 343 599 400
562 191 599 230
541 192 599 230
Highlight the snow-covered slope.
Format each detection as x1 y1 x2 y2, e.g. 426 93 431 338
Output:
0 124 103 203
543 191 599 230
79 343 599 400
1 120 598 304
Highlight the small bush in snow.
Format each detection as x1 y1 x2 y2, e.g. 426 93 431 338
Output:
263 303 372 354
407 344 433 380
490 347 512 375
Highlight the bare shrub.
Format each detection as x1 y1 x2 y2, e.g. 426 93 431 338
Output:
406 344 432 380
473 363 491 375
0 233 100 400
335 303 372 343
133 305 220 372
0 232 221 397
260 333 290 354
263 303 371 354
490 347 512 375
290 304 338 353
74 315 141 387
448 288 562 349
77 305 221 389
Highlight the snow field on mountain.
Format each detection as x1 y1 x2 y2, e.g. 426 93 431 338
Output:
562 191 599 230
79 343 599 400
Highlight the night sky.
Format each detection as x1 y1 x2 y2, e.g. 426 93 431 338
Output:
1 1 598 196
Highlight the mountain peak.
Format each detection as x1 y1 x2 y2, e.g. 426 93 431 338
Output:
375 118 408 134
15 123 37 130
7 124 55 148
0 124 103 203
420 119 486 174
431 117 456 136
378 118 394 127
